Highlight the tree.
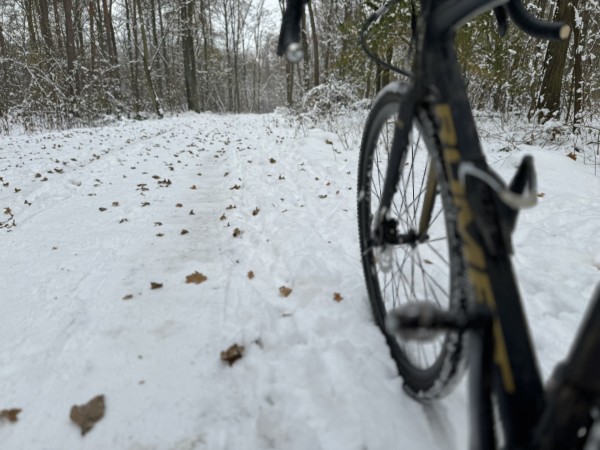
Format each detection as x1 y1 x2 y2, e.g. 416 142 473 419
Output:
534 0 578 123
181 0 200 112
63 0 78 95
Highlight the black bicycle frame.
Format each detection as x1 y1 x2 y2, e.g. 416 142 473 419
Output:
399 0 546 447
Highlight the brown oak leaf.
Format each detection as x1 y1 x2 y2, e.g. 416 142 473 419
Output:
333 293 343 302
150 282 163 289
186 272 207 284
279 286 292 297
70 395 105 436
221 344 245 366
0 409 21 422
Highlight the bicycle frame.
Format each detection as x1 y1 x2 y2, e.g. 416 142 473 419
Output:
374 0 548 447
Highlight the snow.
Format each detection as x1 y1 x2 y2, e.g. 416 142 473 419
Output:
1 112 599 449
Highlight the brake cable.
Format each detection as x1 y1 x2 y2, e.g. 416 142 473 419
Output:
360 0 415 79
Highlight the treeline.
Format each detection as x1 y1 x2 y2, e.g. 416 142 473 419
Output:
285 0 599 130
0 0 597 131
0 0 286 129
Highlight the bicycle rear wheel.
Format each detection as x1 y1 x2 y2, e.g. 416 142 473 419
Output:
357 82 468 400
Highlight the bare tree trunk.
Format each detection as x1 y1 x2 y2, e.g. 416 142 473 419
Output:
135 0 163 117
301 10 310 92
181 0 200 112
53 0 64 52
63 0 78 95
101 0 118 65
286 60 293 106
535 0 577 123
0 20 6 54
125 0 140 116
307 0 320 87
25 0 38 51
571 10 583 132
94 0 105 55
149 0 163 96
38 0 54 50
89 0 97 70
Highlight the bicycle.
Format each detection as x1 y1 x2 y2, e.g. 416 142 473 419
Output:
278 0 600 448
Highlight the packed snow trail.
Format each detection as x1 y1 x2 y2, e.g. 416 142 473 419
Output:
1 112 599 449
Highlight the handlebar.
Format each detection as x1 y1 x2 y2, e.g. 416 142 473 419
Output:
276 0 306 63
277 0 571 64
432 0 570 41
506 0 570 41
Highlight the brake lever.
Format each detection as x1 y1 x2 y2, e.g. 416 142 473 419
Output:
494 6 509 37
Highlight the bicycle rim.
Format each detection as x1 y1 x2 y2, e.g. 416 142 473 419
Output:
357 86 467 399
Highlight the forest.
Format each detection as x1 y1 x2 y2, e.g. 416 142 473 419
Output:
0 0 597 133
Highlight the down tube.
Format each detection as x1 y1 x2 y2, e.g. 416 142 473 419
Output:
429 47 545 446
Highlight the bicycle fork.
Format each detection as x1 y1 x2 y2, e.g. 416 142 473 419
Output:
371 87 427 249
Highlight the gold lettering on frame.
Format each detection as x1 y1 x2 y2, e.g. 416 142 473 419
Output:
434 102 516 395
468 268 516 394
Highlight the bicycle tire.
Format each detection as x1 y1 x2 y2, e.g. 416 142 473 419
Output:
357 82 469 400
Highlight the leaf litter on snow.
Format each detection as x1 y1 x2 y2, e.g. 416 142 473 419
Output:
185 272 207 284
220 344 244 366
0 408 21 423
70 395 105 436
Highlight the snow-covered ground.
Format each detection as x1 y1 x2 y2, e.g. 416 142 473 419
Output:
1 112 599 449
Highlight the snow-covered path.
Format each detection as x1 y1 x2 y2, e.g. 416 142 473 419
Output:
1 113 599 449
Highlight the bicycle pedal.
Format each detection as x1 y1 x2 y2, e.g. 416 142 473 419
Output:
385 302 458 341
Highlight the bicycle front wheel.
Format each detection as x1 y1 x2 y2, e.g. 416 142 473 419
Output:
357 82 468 400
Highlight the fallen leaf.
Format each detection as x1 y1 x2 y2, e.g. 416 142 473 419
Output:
156 233 164 237
0 409 21 422
269 158 276 164
119 218 128 224
190 185 197 190
247 271 254 279
150 282 163 289
233 228 242 237
567 152 577 161
70 395 105 436
122 294 133 300
181 229 189 235
141 202 150 207
333 293 343 302
230 184 241 190
221 344 245 366
175 203 183 208
538 192 546 198
226 204 236 210
279 286 292 297
99 207 106 212
112 202 119 207
424 259 433 265
318 195 327 199
186 272 207 284
252 207 260 216
220 214 226 221
189 210 195 215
